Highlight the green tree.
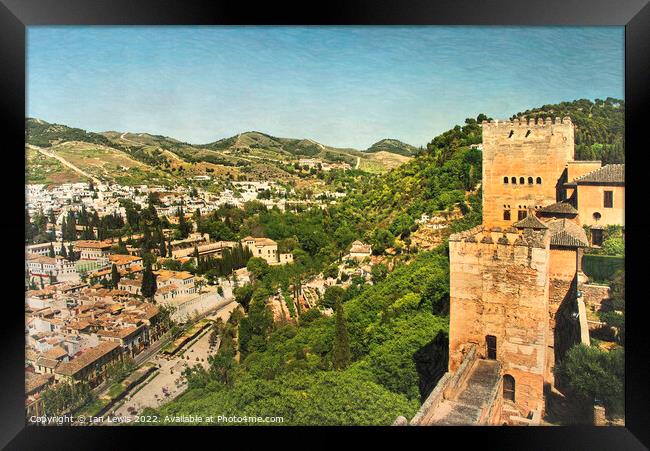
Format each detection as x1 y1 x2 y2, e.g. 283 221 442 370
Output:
233 283 253 310
331 300 351 370
371 263 388 283
246 257 270 282
116 236 129 255
239 296 273 354
48 243 55 258
322 285 345 309
370 228 395 255
177 206 191 239
209 318 224 348
555 344 624 417
208 349 236 386
141 263 157 299
111 263 121 289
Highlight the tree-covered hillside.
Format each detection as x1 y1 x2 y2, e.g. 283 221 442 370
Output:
365 138 418 157
143 250 450 425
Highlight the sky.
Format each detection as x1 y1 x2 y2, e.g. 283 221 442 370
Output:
27 26 624 149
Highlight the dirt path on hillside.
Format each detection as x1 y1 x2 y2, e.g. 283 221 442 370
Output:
27 144 102 185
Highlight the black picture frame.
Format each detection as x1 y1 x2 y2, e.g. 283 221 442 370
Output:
2 0 648 448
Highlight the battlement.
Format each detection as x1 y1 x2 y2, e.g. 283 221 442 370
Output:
481 116 572 128
449 225 549 250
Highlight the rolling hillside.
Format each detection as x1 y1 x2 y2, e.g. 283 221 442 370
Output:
25 119 410 186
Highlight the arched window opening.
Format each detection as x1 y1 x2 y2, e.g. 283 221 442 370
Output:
519 177 525 185
503 210 511 221
528 177 533 184
503 176 509 184
536 177 542 184
511 177 517 184
503 374 515 402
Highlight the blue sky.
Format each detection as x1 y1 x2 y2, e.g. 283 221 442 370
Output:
27 26 624 149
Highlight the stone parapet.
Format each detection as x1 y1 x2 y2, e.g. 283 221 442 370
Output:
481 117 572 127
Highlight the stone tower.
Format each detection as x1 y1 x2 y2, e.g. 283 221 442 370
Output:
447 117 588 422
482 117 574 228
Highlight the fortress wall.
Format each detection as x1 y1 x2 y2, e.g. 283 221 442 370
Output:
449 236 550 413
482 118 574 228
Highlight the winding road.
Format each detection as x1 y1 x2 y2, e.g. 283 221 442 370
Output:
27 143 102 185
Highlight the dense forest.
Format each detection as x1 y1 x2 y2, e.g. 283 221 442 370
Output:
145 251 450 425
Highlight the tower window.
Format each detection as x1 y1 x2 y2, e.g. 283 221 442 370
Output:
518 210 527 221
503 210 511 221
503 375 515 402
604 191 613 208
503 176 509 184
536 177 542 184
511 177 517 184
528 177 533 184
519 177 525 185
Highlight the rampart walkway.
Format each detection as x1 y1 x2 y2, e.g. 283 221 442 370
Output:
423 359 501 425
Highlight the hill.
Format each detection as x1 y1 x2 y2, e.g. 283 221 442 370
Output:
365 138 418 157
200 131 364 166
25 120 409 187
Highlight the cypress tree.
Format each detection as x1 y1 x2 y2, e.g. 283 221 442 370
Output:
60 242 68 259
141 263 157 299
48 243 55 258
331 300 350 370
111 263 121 289
159 239 167 257
67 244 76 261
60 217 66 242
117 236 128 254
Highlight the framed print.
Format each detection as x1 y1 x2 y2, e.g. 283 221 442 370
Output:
1 0 649 448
